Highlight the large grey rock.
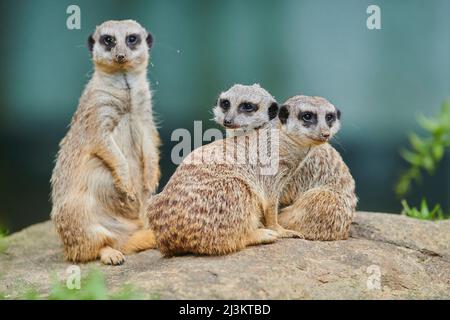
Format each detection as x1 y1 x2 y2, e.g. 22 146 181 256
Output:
0 212 449 299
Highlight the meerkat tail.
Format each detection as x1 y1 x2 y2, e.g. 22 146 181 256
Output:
278 187 354 241
119 229 156 254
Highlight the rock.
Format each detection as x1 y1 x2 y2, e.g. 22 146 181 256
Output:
0 212 449 299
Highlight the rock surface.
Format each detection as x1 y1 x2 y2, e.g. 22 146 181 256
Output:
0 212 449 299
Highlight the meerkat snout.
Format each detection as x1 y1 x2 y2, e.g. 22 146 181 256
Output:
278 95 341 146
213 84 278 132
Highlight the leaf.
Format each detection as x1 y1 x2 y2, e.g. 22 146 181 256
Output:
432 144 444 161
422 155 435 173
417 115 439 133
400 149 422 166
409 133 427 152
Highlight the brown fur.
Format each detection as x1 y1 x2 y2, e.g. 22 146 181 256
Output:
146 131 307 257
50 20 160 265
214 92 357 241
278 143 357 240
145 96 338 257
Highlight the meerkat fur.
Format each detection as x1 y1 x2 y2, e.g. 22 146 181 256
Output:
51 20 160 265
146 95 339 256
213 93 357 241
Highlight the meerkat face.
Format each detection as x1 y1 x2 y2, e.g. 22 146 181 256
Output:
278 95 341 146
213 84 278 131
88 20 153 73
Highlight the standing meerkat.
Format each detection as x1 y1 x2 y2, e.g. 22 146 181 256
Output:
51 20 160 265
146 95 340 256
214 93 357 241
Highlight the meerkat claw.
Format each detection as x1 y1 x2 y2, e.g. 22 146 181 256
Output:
280 229 305 239
100 247 125 265
268 225 304 239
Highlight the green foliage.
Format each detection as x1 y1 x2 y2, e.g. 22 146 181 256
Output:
401 199 448 221
47 268 144 300
11 268 145 300
396 101 450 196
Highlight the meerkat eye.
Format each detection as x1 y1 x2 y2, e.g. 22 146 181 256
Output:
326 113 335 122
220 99 231 110
301 112 313 122
239 102 258 113
126 34 140 46
101 35 116 48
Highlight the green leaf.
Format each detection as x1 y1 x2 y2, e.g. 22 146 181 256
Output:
417 115 439 133
409 133 426 152
401 199 449 221
432 144 444 161
422 155 435 172
400 149 422 166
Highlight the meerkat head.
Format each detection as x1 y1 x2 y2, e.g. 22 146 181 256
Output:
213 84 279 132
278 95 341 146
88 20 153 73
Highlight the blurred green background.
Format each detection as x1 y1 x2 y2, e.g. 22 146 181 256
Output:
0 0 449 232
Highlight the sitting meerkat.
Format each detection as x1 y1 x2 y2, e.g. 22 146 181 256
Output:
214 93 357 241
146 95 340 256
51 20 160 265
277 96 357 240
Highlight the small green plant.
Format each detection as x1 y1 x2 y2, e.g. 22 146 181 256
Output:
396 101 450 196
12 268 144 300
401 199 448 221
47 268 144 300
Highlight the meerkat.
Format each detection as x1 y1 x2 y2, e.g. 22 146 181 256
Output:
50 20 160 265
146 95 340 256
212 83 279 137
213 94 357 241
277 96 357 240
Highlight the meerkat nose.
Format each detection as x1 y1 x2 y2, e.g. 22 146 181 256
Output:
223 119 233 127
321 132 330 139
115 54 126 63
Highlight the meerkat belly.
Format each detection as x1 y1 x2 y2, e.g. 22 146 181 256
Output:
113 114 144 187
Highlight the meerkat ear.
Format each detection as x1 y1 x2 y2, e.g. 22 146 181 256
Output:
146 32 154 49
87 34 95 53
268 102 279 120
337 108 342 119
278 105 290 124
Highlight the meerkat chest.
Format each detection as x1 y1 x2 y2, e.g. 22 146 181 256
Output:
112 85 154 156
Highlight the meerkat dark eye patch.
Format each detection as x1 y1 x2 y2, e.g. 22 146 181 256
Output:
87 34 95 53
146 32 153 49
325 113 336 127
278 105 290 124
99 34 116 50
126 34 141 49
299 111 317 126
336 108 341 119
219 99 231 110
268 102 278 120
238 102 258 113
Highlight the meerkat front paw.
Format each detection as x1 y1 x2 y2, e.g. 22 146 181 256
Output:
269 224 305 239
100 247 125 265
116 182 137 202
245 228 279 246
279 229 305 239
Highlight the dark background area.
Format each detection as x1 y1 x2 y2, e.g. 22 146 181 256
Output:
0 0 449 232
